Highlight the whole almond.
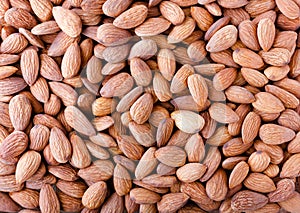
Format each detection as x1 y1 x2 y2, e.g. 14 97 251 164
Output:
157 48 176 81
275 0 300 19
4 8 37 29
102 0 132 17
20 49 39 86
15 150 41 184
206 169 228 201
257 18 275 51
100 72 134 98
168 17 196 44
0 192 21 212
9 189 39 209
229 161 249 189
241 68 269 88
231 190 268 212
213 68 237 91
49 127 72 163
29 0 53 22
130 188 161 204
52 6 82 37
268 178 295 202
206 25 238 52
30 77 50 103
0 175 24 192
155 145 186 167
191 6 214 31
9 94 32 131
259 124 295 145
160 1 184 25
187 74 208 108
225 86 255 104
252 92 285 113
113 5 148 29
209 103 239 124
241 112 261 144
39 184 60 213
130 93 153 124
78 160 114 182
238 20 260 51
233 48 264 69
97 23 131 46
39 54 63 81
61 42 81 79
135 147 158 180
171 110 205 134
243 173 276 193
157 193 189 213
114 164 132 196
135 17 171 37
248 151 271 172
280 153 300 178
82 181 107 209
260 48 291 66
70 133 91 169
0 131 28 164
0 33 28 54
176 163 207 183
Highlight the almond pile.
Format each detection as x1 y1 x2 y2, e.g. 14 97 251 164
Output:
0 0 300 212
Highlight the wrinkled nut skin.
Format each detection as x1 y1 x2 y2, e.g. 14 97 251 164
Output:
0 0 299 212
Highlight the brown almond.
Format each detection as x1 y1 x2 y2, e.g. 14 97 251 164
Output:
155 145 186 167
241 112 261 144
97 23 131 46
268 178 295 202
157 193 189 213
252 92 285 113
260 48 291 66
130 188 161 204
135 147 158 180
9 189 39 209
176 163 207 183
168 17 196 44
233 48 264 69
4 8 37 29
229 161 249 189
238 20 260 51
9 94 32 131
135 17 171 37
243 173 276 193
257 18 275 51
206 169 228 201
209 103 239 124
191 6 214 31
213 68 237 91
15 150 41 184
0 131 28 164
187 74 208 108
114 164 132 196
113 5 148 29
259 124 295 145
225 86 255 104
171 110 205 134
231 190 268 212
160 1 184 25
49 127 72 163
39 184 60 213
275 0 300 19
52 6 82 37
61 42 81 79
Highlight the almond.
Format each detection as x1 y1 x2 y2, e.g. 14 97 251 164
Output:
241 112 261 144
49 127 72 163
229 161 249 189
176 163 207 183
231 190 268 212
209 103 239 124
206 25 238 52
238 20 260 51
157 48 176 81
243 173 276 193
135 147 158 180
259 124 295 145
157 193 189 213
268 178 295 202
171 110 205 134
168 17 196 44
130 188 161 204
187 74 208 108
39 184 60 213
160 1 185 25
275 0 300 19
29 0 53 22
233 48 264 69
155 145 186 167
260 48 291 66
97 23 131 46
252 92 285 113
135 17 171 37
113 5 148 29
52 6 82 37
206 169 228 201
113 164 132 196
4 8 37 29
257 18 275 51
9 189 39 209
